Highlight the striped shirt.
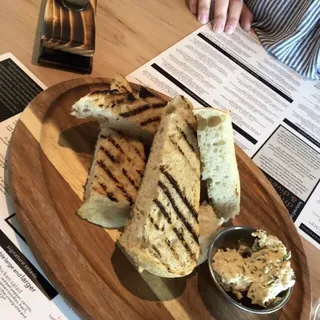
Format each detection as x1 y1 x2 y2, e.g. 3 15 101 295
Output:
245 0 320 80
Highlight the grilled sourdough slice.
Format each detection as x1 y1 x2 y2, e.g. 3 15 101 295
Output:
71 81 168 144
119 96 201 278
194 108 240 221
109 73 133 93
77 125 146 228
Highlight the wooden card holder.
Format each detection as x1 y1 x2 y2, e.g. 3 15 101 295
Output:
38 0 97 73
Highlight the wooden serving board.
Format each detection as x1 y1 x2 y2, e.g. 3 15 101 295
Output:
9 78 311 320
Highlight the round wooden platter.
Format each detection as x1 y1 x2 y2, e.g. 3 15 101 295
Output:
9 78 311 320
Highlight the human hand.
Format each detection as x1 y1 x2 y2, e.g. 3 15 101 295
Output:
188 0 253 34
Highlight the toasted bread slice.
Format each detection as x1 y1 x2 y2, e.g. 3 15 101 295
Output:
71 77 167 144
110 73 133 93
77 125 146 228
119 96 201 278
194 108 240 221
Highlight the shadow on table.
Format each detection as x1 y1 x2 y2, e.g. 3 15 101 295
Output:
58 121 99 154
111 245 187 301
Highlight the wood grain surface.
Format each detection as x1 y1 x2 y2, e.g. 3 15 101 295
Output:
9 78 311 320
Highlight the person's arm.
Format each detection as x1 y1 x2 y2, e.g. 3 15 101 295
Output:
188 0 253 34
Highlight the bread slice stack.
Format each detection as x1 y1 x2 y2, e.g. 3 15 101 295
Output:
77 124 146 228
71 74 241 277
194 108 240 221
119 96 201 278
71 74 152 228
71 76 167 144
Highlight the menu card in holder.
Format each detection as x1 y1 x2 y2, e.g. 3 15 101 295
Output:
38 0 96 73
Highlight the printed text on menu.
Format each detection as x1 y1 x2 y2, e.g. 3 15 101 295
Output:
127 24 320 249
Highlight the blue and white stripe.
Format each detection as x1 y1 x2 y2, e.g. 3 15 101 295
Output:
245 0 320 80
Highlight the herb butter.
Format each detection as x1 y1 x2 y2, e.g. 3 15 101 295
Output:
212 230 295 307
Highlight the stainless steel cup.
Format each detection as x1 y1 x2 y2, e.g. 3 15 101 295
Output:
207 226 293 315
61 0 90 11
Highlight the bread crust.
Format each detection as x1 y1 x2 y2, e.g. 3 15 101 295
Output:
194 108 240 221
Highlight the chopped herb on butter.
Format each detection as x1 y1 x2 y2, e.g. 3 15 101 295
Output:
212 230 295 307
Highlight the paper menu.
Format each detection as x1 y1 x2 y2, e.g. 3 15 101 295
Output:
127 24 320 250
0 53 80 320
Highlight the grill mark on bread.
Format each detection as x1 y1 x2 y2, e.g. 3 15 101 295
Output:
152 102 167 109
122 168 139 190
139 87 155 98
133 146 144 160
114 98 125 105
149 216 164 231
168 136 198 174
99 146 117 163
176 126 197 154
165 239 180 260
173 227 196 261
152 245 162 258
97 183 118 202
140 116 161 127
158 181 199 244
185 120 197 139
108 89 121 95
97 160 134 205
97 136 144 192
154 198 197 261
127 93 135 101
149 216 160 230
100 135 144 177
97 97 125 109
106 98 125 109
146 223 174 272
149 212 179 261
97 160 118 184
119 102 166 118
169 136 184 157
92 184 118 203
160 166 199 223
119 104 150 117
136 169 144 178
101 135 126 154
92 186 104 196
101 135 129 160
153 199 172 224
